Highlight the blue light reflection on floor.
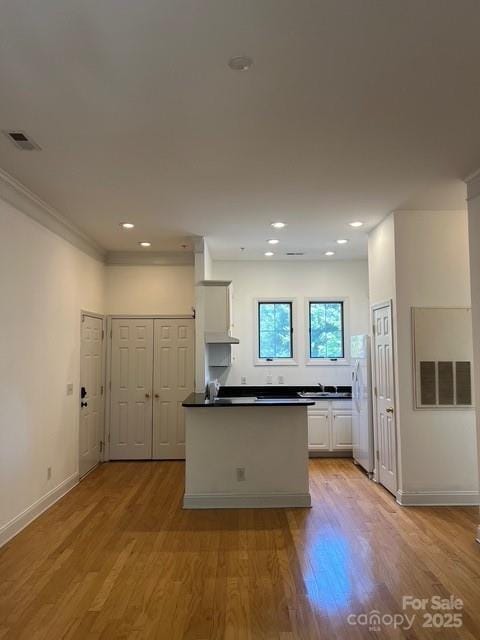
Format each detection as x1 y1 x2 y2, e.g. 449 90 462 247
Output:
302 526 372 615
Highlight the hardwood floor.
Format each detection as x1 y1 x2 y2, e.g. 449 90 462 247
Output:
0 459 479 639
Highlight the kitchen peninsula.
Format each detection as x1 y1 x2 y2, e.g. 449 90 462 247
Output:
182 391 315 509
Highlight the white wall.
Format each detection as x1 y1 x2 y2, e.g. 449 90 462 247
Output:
0 198 105 540
466 177 480 534
395 211 477 497
211 260 369 386
368 213 396 306
367 214 404 488
105 265 194 315
368 210 478 502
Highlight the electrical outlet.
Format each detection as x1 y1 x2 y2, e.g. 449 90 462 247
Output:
278 375 284 384
266 375 273 384
47 466 52 480
236 467 246 482
241 376 247 385
66 383 73 396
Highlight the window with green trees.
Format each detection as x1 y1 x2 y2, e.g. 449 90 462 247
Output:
258 301 293 359
309 301 344 359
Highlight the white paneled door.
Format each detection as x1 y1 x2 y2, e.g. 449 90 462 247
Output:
79 314 104 478
153 318 195 459
109 317 194 460
372 303 397 495
110 319 154 459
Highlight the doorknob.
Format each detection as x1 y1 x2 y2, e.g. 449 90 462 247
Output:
386 407 394 414
155 393 159 398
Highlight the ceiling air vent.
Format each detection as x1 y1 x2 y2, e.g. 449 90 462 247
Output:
286 252 305 256
3 130 41 150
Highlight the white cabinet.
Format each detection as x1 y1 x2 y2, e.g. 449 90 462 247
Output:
201 281 238 368
308 411 330 451
308 401 352 455
203 281 233 334
331 412 353 450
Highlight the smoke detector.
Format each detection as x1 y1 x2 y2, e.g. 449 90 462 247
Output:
228 56 253 71
3 131 41 151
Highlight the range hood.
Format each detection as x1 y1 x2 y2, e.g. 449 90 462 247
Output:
205 332 240 344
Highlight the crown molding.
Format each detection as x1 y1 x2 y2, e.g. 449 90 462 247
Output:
0 167 106 262
106 251 194 266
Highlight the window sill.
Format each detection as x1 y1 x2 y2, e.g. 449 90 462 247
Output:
305 359 350 367
254 359 298 367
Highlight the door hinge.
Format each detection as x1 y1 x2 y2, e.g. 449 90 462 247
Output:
372 324 376 336
102 329 105 340
100 385 104 396
109 380 111 390
110 329 112 338
376 449 380 460
99 441 104 453
374 386 378 397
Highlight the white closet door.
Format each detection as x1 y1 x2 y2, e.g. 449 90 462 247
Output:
110 319 154 459
153 318 195 459
373 303 397 495
79 314 103 477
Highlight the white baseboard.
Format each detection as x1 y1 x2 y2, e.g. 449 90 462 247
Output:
0 473 79 548
309 450 353 458
396 489 480 506
183 492 312 509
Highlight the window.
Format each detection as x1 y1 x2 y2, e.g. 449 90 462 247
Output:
256 300 295 363
308 301 345 360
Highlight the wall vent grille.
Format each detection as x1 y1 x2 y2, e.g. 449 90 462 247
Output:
419 360 472 407
3 130 41 150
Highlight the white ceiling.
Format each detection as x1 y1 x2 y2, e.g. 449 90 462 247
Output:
0 1 477 260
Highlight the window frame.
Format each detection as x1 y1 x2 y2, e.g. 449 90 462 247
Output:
254 298 298 366
305 297 350 366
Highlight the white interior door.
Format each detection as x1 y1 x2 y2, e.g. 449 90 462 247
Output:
110 319 154 459
79 314 104 478
153 318 194 459
372 303 397 495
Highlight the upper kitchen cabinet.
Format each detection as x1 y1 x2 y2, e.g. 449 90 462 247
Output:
201 281 239 344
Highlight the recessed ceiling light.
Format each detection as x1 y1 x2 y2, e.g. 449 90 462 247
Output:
268 239 279 245
325 251 335 256
264 251 274 257
139 241 151 247
228 56 253 71
336 239 348 244
349 221 363 228
271 222 286 229
120 222 135 229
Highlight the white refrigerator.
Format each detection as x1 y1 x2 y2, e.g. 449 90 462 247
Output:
351 334 374 475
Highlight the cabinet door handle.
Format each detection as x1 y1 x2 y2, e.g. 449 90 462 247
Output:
154 393 159 398
386 407 394 414
145 393 151 399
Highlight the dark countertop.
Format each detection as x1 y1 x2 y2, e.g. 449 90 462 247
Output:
217 385 352 400
182 393 315 408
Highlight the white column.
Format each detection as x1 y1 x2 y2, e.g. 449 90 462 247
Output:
466 173 480 542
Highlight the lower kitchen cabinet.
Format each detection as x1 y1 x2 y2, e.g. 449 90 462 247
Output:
308 401 352 456
307 411 330 450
